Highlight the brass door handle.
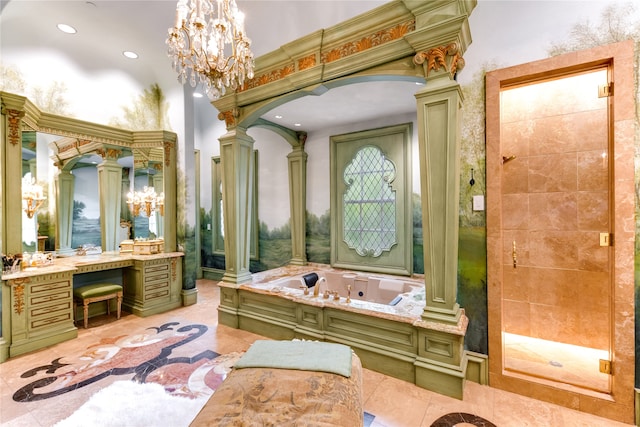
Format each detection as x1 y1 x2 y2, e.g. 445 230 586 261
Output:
512 241 517 268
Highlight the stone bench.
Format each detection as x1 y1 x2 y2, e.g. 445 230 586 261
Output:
73 283 123 328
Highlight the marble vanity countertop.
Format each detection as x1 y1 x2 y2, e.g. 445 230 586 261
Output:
2 251 184 281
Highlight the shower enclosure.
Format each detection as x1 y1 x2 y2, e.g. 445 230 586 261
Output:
485 41 635 424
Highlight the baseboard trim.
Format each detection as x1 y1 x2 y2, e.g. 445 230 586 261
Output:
465 350 488 385
202 267 225 281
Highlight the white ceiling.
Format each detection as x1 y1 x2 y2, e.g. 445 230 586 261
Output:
1 0 424 133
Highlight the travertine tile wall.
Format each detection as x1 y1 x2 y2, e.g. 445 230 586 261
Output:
499 70 611 350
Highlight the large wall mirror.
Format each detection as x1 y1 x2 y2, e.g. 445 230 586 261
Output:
3 91 177 257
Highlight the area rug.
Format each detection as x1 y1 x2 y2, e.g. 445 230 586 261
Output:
54 380 209 427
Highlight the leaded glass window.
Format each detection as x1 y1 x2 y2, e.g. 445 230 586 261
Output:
342 146 397 257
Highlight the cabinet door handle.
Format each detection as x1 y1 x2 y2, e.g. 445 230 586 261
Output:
512 240 517 268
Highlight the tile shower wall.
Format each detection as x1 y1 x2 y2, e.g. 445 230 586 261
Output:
499 71 611 351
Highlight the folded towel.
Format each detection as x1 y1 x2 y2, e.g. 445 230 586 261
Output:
234 340 352 377
378 279 405 293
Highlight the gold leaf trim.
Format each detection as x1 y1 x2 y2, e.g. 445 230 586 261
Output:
413 43 464 79
163 141 174 167
298 54 316 71
10 278 29 315
321 19 415 64
240 19 415 91
171 257 177 282
6 109 25 146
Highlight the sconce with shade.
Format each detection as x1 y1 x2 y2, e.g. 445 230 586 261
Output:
22 176 46 219
166 0 255 100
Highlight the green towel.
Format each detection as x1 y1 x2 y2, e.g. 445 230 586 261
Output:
234 340 352 377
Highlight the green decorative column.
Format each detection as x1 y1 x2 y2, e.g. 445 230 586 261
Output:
413 44 468 399
97 153 123 252
220 127 255 284
416 75 463 325
56 169 75 254
287 133 308 266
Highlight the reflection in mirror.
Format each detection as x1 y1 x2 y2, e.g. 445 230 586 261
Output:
70 153 102 249
127 147 164 240
21 131 56 253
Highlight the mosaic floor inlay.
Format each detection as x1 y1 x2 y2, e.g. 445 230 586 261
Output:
13 322 228 402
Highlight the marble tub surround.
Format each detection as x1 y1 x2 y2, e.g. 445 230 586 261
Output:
240 264 428 321
218 264 470 400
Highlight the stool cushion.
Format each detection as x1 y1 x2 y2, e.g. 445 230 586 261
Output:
74 283 123 299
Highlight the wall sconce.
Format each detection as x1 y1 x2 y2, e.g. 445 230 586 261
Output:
22 176 46 219
127 186 164 217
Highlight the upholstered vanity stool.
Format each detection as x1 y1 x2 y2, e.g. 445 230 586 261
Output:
73 283 123 328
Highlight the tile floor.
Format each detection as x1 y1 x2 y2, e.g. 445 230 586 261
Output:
0 279 633 427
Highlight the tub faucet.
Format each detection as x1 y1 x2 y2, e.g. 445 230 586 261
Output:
314 277 326 297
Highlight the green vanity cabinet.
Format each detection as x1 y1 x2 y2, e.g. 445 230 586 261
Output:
123 254 183 317
4 270 77 358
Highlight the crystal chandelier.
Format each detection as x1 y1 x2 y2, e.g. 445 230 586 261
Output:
166 0 255 100
127 186 165 217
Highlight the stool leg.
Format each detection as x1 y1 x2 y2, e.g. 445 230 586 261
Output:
117 292 122 320
83 302 89 329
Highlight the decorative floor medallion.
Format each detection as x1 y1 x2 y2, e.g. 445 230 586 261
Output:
13 322 236 402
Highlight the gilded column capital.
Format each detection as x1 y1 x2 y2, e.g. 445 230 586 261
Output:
217 108 240 128
414 42 465 80
96 147 123 161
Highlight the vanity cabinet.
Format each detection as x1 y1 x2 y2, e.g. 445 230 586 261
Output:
123 255 182 317
4 270 77 357
1 253 183 361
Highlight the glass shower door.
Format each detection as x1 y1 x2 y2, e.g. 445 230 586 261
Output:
499 68 612 392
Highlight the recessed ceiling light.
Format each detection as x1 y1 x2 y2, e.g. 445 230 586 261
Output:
275 115 283 119
123 51 138 59
57 24 77 34
294 123 302 127
193 92 203 98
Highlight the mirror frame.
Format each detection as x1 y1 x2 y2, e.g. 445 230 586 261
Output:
1 91 177 255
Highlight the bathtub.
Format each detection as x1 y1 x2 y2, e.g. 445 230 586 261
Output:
268 270 421 306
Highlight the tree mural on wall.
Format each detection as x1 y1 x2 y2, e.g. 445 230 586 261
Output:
110 84 171 131
0 63 70 116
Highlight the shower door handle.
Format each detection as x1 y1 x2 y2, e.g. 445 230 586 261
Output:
512 241 517 268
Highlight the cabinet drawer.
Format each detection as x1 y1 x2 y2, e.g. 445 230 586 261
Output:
144 264 169 274
31 290 71 306
31 312 71 329
31 301 71 318
145 289 169 301
145 280 169 292
31 280 71 295
145 272 169 282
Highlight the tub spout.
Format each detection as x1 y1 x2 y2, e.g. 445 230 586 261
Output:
314 277 326 297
